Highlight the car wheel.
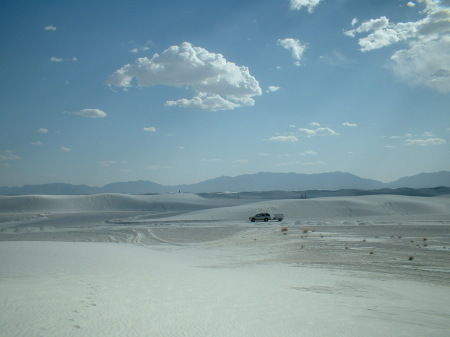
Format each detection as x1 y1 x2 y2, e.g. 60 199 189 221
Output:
251 218 255 222
264 218 268 222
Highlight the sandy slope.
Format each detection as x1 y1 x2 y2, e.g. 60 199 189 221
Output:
1 193 449 217
0 193 449 337
0 193 250 213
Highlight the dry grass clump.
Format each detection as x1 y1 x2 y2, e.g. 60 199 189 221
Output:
281 227 288 232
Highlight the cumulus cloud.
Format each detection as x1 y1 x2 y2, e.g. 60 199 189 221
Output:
267 135 299 143
298 127 339 137
345 0 450 92
404 138 446 146
106 42 262 111
277 38 307 65
38 128 48 134
74 109 107 118
143 126 157 132
60 147 72 152
44 25 56 31
289 0 323 13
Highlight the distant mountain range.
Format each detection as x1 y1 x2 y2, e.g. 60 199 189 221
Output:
0 171 449 195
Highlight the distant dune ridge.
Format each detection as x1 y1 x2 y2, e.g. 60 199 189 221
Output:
1 171 449 195
1 193 449 218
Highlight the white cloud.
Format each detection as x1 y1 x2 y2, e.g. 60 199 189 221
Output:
143 126 156 132
50 56 78 63
277 38 307 65
266 85 281 93
0 150 21 161
106 42 262 111
44 25 56 31
407 2 416 7
342 122 358 127
351 18 359 27
38 128 48 134
267 135 299 143
50 56 63 63
299 150 318 156
388 133 413 139
165 92 241 111
31 141 43 146
298 127 339 137
345 1 450 92
129 41 153 54
74 109 107 118
60 147 72 152
257 152 272 156
310 121 320 126
404 138 446 146
289 0 323 13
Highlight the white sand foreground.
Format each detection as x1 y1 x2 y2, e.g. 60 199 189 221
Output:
1 193 449 337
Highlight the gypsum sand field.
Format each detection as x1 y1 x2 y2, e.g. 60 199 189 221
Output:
0 193 449 337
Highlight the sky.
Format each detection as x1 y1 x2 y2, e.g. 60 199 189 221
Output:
1 0 449 187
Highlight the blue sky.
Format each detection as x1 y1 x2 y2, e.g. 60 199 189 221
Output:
1 0 449 187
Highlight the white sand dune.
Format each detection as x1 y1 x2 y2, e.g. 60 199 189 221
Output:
1 193 449 218
149 194 450 221
0 193 245 213
1 193 449 337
